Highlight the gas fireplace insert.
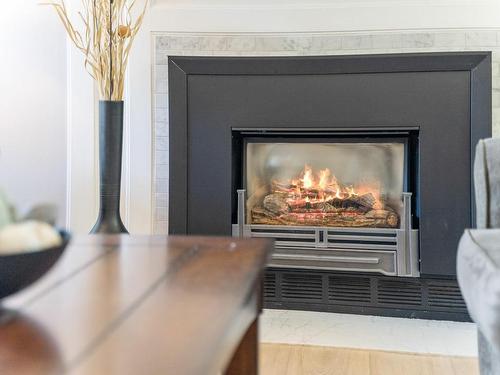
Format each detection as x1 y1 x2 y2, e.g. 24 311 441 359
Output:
232 130 419 277
169 53 491 320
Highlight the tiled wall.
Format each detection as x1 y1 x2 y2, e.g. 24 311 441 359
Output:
153 30 500 234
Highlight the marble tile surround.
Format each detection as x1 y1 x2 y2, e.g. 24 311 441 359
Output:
153 30 500 234
260 309 478 357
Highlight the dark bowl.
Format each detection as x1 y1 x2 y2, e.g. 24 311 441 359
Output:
0 230 70 300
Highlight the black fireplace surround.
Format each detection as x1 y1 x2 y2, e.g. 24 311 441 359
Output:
168 52 491 321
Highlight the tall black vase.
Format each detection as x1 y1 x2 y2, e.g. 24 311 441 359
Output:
90 101 128 234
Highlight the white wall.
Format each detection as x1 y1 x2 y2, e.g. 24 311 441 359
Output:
0 1 67 224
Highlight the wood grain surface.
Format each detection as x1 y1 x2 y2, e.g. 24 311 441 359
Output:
0 235 272 375
260 343 479 375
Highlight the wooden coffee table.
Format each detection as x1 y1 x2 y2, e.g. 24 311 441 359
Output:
0 235 272 375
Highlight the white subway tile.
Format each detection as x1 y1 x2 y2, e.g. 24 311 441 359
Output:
255 36 313 52
401 33 434 48
155 53 169 66
156 207 168 221
494 122 500 137
212 50 246 56
492 61 500 77
181 50 214 56
226 37 257 51
434 32 466 47
155 94 168 109
493 90 500 108
156 193 168 201
155 109 168 123
492 108 500 126
155 150 169 165
156 36 184 51
311 35 342 51
155 79 168 94
154 221 168 235
155 165 169 180
466 31 497 47
371 34 402 49
156 136 169 151
155 179 169 194
493 76 500 90
156 121 169 137
341 35 373 50
156 198 168 208
155 65 169 80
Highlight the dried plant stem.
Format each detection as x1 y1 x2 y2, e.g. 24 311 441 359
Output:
42 0 147 100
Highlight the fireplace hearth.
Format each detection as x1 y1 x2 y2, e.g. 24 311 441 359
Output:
168 53 491 320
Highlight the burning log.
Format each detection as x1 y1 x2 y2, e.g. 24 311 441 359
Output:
350 193 377 209
365 209 399 227
328 193 378 213
251 207 287 225
321 193 377 212
251 207 399 228
272 181 296 193
263 192 377 212
253 165 398 228
263 194 290 215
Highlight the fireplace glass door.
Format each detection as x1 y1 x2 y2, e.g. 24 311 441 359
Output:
245 141 406 229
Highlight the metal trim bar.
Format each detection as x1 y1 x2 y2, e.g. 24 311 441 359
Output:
271 254 381 264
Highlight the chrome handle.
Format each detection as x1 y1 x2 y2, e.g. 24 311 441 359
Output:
271 253 381 264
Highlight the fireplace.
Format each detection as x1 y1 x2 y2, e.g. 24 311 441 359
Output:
233 130 419 277
168 53 491 320
246 140 404 228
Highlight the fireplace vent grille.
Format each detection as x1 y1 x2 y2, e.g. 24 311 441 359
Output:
427 281 467 309
328 276 371 304
281 273 323 301
264 273 277 299
377 280 422 306
263 269 469 320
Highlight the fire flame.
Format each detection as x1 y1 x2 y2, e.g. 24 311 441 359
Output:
302 165 314 189
318 168 330 190
277 165 383 209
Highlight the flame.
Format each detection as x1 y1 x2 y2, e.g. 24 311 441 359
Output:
318 168 330 190
302 165 314 189
274 165 383 208
346 186 358 197
335 188 343 199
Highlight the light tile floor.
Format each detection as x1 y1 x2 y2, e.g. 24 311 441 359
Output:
260 309 477 357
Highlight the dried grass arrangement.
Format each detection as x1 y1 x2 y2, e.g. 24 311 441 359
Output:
43 0 147 100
